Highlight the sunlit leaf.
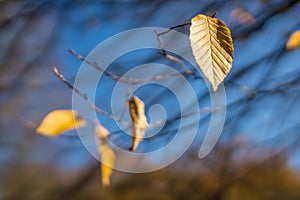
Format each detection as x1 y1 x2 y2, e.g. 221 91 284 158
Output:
190 14 234 91
95 122 115 186
128 96 148 151
36 110 86 136
230 8 256 25
286 30 300 50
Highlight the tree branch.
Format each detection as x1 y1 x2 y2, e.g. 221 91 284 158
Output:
52 67 129 127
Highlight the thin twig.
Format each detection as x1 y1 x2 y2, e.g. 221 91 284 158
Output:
156 22 191 36
52 66 199 134
155 12 217 37
154 30 193 74
210 12 218 18
68 49 191 84
154 13 218 73
52 67 129 127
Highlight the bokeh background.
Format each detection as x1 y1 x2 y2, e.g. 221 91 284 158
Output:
1 0 300 199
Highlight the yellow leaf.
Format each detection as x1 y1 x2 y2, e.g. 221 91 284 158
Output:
95 122 115 186
36 110 86 136
101 148 115 186
286 30 300 50
190 14 234 91
128 96 148 151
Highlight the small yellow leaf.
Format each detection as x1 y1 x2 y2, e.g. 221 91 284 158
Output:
36 110 86 136
286 30 300 50
95 122 115 186
101 148 115 186
128 96 148 151
190 14 234 91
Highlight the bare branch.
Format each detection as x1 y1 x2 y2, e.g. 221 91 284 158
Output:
52 67 129 127
68 49 192 84
154 30 193 74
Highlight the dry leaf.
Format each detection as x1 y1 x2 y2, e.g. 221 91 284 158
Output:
286 30 300 50
36 110 86 136
128 96 148 151
230 8 256 25
95 122 115 186
190 14 234 91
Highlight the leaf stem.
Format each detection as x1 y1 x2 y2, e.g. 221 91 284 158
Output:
156 22 192 36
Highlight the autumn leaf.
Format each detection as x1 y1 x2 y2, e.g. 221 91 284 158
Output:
286 30 300 50
36 110 86 136
190 14 234 91
128 96 148 151
95 122 115 186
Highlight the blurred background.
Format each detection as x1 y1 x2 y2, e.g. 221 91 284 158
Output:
1 0 300 199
